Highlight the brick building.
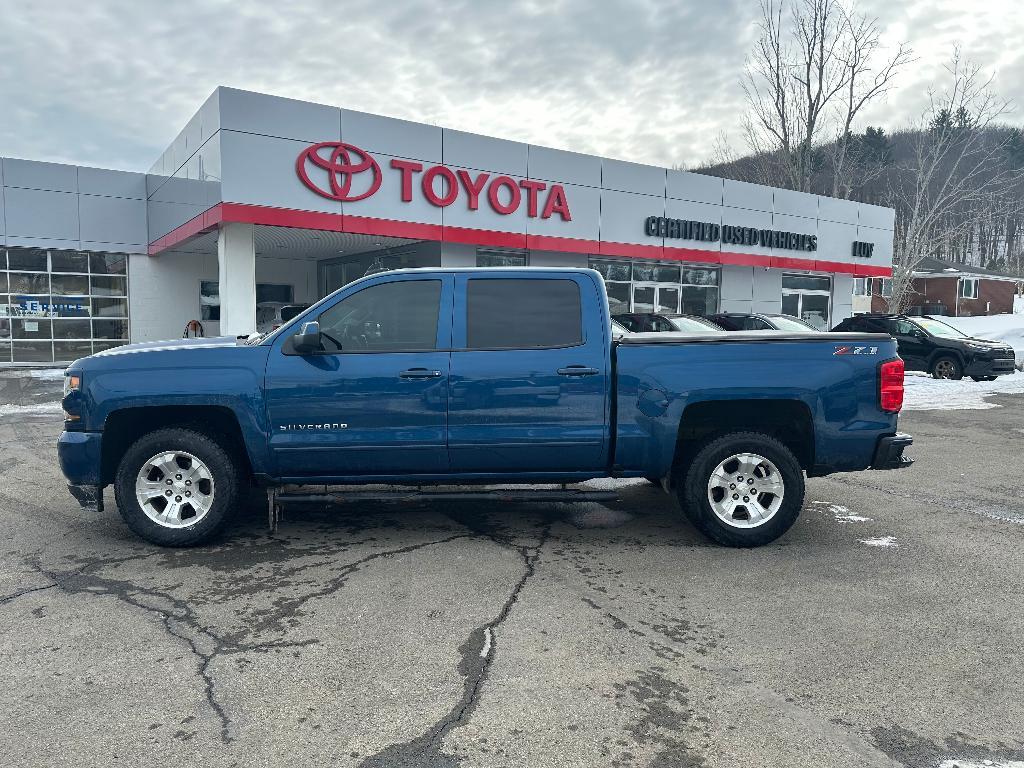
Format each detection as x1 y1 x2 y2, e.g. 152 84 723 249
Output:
853 257 1024 316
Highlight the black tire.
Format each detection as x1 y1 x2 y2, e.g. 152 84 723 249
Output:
113 428 241 546
970 375 996 382
931 356 963 380
676 432 804 547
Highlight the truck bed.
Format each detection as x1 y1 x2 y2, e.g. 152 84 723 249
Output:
612 330 900 479
617 330 891 344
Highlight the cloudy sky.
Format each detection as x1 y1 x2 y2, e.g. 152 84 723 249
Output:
0 0 1021 173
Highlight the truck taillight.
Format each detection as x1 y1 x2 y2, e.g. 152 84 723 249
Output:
879 359 905 413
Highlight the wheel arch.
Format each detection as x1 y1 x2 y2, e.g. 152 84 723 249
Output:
101 405 253 486
670 399 815 478
926 347 965 372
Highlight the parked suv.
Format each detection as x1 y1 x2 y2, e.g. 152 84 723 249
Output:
831 314 1016 381
708 313 820 332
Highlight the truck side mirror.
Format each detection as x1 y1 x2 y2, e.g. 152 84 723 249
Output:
292 321 322 354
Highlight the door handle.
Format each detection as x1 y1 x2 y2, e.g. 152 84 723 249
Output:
399 368 443 379
557 366 599 377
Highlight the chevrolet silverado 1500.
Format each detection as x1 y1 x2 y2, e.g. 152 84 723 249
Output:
58 268 912 547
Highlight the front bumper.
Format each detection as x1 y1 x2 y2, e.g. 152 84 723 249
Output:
870 433 913 470
58 430 103 486
964 354 1017 377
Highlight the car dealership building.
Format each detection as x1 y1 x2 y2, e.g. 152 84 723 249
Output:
0 87 895 364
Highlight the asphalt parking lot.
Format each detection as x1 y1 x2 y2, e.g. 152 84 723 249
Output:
1 375 1023 768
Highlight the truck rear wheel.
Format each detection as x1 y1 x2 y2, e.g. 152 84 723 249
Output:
113 428 240 546
676 432 804 547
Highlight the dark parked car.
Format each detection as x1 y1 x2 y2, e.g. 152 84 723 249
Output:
708 313 820 332
831 314 1016 381
613 313 724 333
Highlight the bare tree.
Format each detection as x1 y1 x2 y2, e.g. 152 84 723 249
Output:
829 13 913 197
742 0 910 194
885 53 1023 312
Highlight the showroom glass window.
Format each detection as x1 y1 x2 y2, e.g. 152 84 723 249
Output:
476 249 528 268
0 248 129 364
200 281 295 322
588 258 719 316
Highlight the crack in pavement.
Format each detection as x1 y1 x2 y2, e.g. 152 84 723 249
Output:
358 520 552 768
29 558 249 744
0 583 57 604
22 533 469 745
234 533 472 641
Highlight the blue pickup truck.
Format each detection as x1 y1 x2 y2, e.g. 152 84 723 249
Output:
58 268 912 548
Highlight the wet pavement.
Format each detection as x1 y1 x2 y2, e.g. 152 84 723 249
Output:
1 371 1022 767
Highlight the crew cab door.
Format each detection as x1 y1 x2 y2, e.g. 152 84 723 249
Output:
447 273 610 473
263 274 453 477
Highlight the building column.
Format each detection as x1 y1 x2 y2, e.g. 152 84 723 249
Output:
217 222 256 336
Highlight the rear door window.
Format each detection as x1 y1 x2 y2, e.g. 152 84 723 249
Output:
889 319 920 336
467 278 582 349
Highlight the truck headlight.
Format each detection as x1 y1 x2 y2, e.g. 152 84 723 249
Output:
63 374 82 422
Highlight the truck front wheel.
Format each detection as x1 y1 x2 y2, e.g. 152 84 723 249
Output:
677 432 804 547
113 428 240 546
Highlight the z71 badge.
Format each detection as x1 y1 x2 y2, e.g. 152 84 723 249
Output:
834 345 879 356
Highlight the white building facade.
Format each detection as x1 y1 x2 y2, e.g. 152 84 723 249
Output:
0 87 894 364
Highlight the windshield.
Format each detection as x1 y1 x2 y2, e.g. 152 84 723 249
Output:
768 315 819 332
668 316 720 332
916 317 968 338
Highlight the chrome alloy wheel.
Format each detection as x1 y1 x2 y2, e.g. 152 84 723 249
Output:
706 452 785 528
135 450 215 528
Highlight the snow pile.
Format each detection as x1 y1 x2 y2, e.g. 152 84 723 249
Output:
903 371 1024 410
942 314 1024 367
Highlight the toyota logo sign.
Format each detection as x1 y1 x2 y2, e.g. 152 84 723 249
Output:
295 141 382 202
295 140 572 221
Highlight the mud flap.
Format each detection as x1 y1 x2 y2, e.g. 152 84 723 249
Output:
68 484 104 513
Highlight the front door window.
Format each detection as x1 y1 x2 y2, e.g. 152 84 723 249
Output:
316 279 441 352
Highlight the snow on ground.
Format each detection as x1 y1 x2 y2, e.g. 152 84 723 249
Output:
903 370 1024 411
858 536 898 548
810 500 871 522
939 761 1024 768
0 403 64 416
942 313 1024 367
28 368 66 380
